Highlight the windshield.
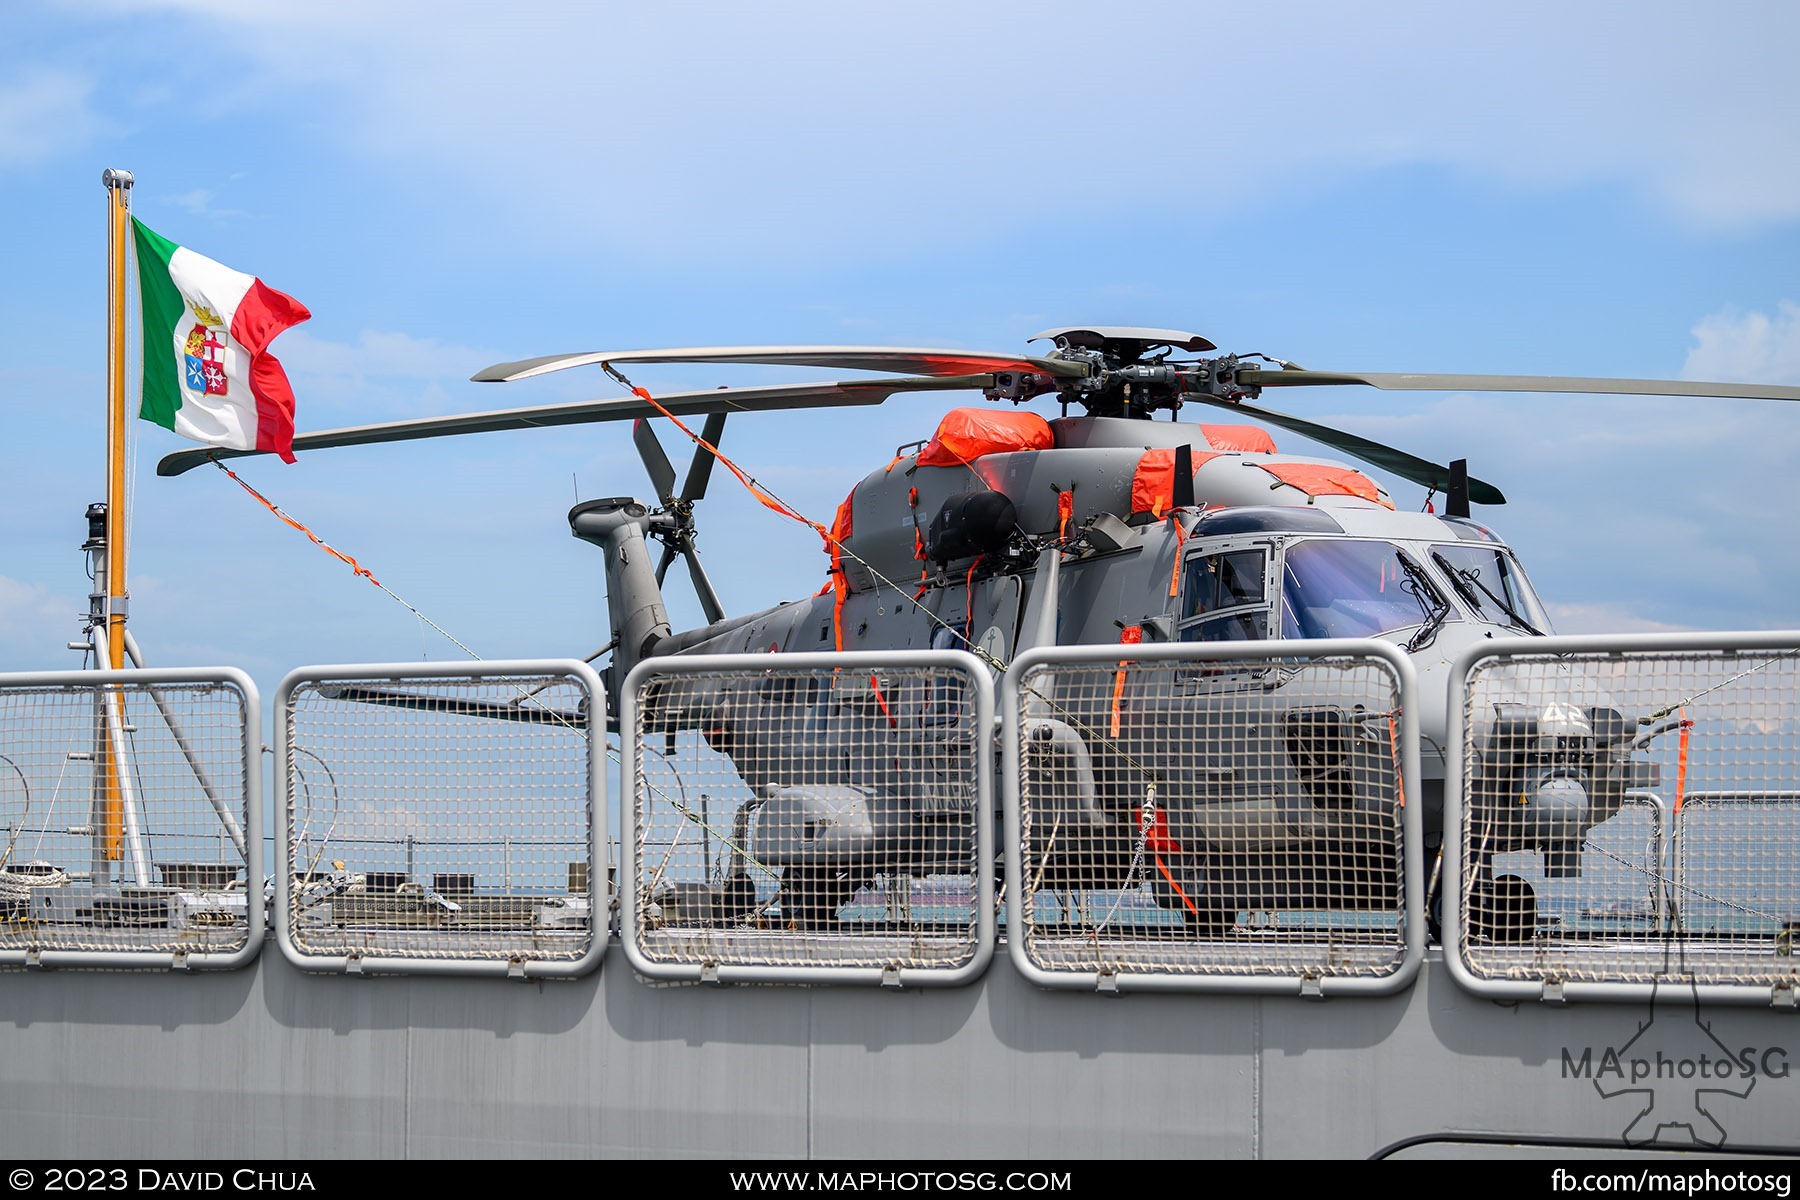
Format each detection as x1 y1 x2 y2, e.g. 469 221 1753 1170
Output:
1280 539 1452 639
1430 543 1553 634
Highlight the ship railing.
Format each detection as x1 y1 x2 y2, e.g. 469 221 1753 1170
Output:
273 660 608 979
1443 630 1800 1007
619 650 996 986
1000 639 1424 996
0 665 262 970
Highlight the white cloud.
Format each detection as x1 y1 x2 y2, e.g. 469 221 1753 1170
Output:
63 1 1800 255
1683 303 1800 385
0 576 77 665
275 329 496 417
0 576 65 622
1544 603 1698 637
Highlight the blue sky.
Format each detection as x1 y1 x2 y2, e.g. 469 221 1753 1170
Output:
3 0 1799 704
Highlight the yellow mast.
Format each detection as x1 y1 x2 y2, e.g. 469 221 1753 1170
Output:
105 170 131 673
100 168 133 868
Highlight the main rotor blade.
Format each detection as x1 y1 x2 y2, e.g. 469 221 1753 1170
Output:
1182 393 1508 505
473 346 1086 384
633 418 678 504
685 548 726 626
155 375 993 477
1241 368 1800 403
678 412 727 504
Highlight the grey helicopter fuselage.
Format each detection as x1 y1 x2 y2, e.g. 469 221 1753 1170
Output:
574 411 1646 928
143 320 1792 932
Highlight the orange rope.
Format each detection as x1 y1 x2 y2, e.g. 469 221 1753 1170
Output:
605 366 1014 675
215 462 379 584
211 460 500 666
610 373 876 649
615 378 827 538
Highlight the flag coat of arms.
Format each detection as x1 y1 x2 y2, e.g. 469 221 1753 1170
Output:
132 218 310 463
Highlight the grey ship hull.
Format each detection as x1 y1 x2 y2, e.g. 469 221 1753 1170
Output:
3 942 1794 1159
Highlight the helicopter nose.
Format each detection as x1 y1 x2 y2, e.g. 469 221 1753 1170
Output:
1521 774 1589 877
1530 775 1587 826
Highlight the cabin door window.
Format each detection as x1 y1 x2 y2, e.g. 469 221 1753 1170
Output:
1178 545 1272 642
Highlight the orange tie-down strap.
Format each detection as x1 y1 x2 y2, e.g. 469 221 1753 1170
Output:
1167 513 1189 598
1675 708 1694 814
1110 624 1143 737
828 486 857 651
869 672 897 729
1139 802 1197 917
1252 461 1392 508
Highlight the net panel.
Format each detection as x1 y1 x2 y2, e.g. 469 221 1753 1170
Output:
1456 645 1800 992
1010 651 1410 980
0 677 253 958
628 660 986 975
283 671 596 966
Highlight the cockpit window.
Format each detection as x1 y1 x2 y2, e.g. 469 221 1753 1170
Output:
1280 539 1453 639
1179 548 1271 642
1182 551 1266 619
1430 543 1553 634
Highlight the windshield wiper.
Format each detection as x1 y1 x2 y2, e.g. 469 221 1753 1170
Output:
1433 552 1544 636
1434 552 1485 610
1399 555 1451 652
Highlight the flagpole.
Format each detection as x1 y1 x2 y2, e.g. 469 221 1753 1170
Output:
103 168 132 673
97 167 150 886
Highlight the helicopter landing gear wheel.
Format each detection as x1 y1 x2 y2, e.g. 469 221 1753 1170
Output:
783 867 852 931
1470 872 1538 943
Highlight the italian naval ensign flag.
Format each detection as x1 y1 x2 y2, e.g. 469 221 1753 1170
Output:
132 218 310 463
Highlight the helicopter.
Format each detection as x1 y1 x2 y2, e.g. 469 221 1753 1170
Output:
157 325 1800 939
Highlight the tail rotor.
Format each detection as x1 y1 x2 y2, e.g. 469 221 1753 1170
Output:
631 413 728 625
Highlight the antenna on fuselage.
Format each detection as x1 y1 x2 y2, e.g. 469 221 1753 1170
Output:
1173 443 1195 510
1447 460 1470 520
